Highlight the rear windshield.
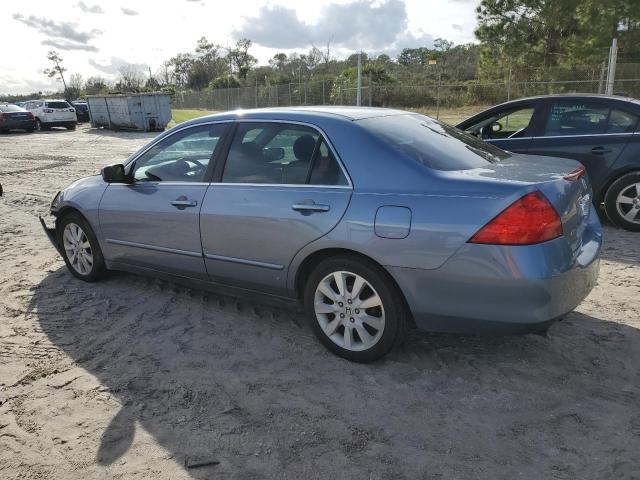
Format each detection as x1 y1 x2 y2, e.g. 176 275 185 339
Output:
358 114 510 171
0 104 25 112
74 103 88 111
46 101 70 109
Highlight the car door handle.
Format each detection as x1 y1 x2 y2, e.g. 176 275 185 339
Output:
292 202 330 213
171 198 198 208
591 146 612 154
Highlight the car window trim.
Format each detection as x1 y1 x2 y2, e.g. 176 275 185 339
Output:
212 119 353 189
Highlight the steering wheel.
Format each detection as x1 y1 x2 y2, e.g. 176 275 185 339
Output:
508 127 527 139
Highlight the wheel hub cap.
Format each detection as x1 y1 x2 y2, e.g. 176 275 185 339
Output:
616 183 640 224
314 270 385 352
62 223 93 275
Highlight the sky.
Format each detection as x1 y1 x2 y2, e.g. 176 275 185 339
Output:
0 0 480 95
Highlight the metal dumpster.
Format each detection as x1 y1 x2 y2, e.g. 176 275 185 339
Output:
86 93 171 131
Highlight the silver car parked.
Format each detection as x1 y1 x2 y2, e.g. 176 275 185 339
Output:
41 107 602 362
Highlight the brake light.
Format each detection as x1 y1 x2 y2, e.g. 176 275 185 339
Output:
469 191 562 245
0 113 4 122
43 108 54 113
69 108 75 112
27 112 34 119
564 165 585 181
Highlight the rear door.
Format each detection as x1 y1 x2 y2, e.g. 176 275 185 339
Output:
460 102 542 153
200 121 352 296
526 99 638 194
99 122 228 279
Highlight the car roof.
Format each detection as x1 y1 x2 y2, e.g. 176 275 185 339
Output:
491 93 639 107
193 106 411 124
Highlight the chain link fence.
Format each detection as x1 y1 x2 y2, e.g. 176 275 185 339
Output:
172 63 640 124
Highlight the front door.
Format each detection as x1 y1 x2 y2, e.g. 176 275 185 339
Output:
200 121 352 296
525 99 637 195
99 122 228 279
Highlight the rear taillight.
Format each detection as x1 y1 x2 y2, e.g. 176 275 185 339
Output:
43 108 54 113
564 165 586 181
469 191 562 245
27 112 34 119
0 113 5 122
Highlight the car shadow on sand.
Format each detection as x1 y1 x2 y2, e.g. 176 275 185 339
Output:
29 267 640 479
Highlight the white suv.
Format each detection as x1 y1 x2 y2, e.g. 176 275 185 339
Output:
25 99 78 131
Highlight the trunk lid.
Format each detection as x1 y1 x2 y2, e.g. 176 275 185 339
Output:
459 153 592 255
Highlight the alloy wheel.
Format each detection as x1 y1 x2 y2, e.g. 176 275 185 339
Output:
313 270 385 352
616 182 640 225
62 222 94 275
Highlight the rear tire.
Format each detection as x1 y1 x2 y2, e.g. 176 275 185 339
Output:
66 124 76 131
303 256 408 363
35 119 48 131
57 212 107 282
604 171 640 232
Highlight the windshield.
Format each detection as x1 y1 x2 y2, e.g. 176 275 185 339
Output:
358 114 510 171
46 101 71 109
0 105 26 112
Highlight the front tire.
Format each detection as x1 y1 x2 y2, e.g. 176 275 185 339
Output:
57 213 107 281
304 256 407 363
604 171 640 232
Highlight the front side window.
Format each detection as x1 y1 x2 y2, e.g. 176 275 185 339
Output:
132 123 226 182
222 122 348 186
544 101 609 136
465 106 535 140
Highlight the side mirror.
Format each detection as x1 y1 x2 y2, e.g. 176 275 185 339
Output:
491 122 503 133
101 163 127 183
263 147 285 161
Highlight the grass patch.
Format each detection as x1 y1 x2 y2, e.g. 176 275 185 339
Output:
169 109 217 128
407 105 491 125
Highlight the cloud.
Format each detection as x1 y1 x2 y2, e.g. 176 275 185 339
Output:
12 13 102 51
121 7 139 16
89 57 148 76
233 0 433 51
75 1 104 14
42 39 99 52
451 24 463 31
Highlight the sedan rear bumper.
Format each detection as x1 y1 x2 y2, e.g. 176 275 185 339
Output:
0 120 35 130
389 222 602 334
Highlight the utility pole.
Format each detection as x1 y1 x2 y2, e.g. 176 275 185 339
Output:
606 37 618 95
356 51 362 106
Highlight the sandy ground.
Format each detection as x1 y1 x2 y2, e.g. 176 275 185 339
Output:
0 124 639 480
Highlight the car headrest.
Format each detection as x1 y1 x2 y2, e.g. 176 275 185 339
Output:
293 135 316 162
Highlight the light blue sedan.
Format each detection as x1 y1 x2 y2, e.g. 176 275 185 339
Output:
41 107 602 362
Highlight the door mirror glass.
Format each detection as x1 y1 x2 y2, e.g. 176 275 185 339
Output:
101 163 127 183
491 122 503 133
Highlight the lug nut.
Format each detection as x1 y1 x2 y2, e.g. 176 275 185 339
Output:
340 313 345 318
355 309 360 314
350 317 355 323
338 302 344 307
347 299 352 304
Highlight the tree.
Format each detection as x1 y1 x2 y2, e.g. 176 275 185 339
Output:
85 77 109 95
43 51 68 95
116 65 145 92
474 0 640 76
67 73 84 100
228 38 257 79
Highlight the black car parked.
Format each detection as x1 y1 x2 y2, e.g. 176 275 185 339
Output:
0 103 35 133
457 94 640 231
71 101 90 122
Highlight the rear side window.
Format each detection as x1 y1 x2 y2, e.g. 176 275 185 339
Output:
607 109 639 133
544 101 605 136
0 105 25 112
358 114 509 171
222 122 349 186
46 101 70 109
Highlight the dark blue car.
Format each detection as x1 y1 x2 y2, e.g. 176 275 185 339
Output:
457 94 640 231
